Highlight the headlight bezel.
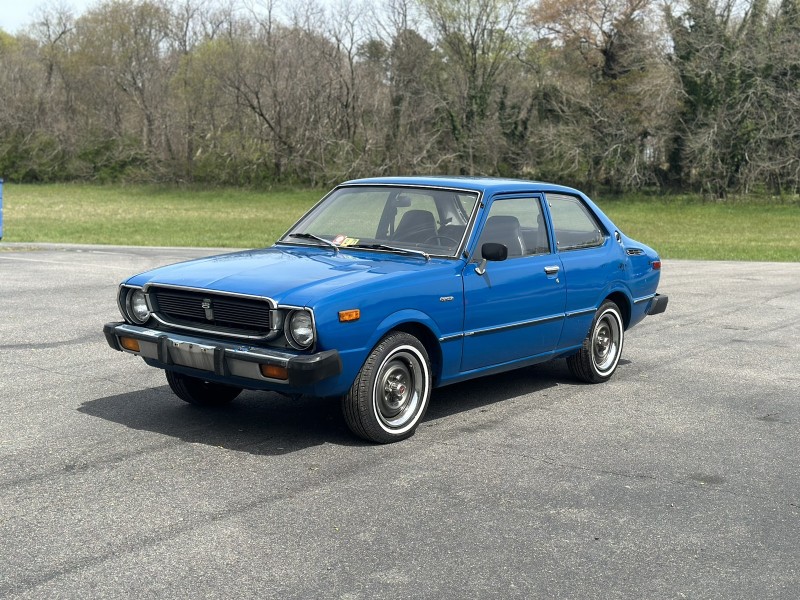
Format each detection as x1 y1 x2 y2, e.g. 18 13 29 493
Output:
285 309 315 350
119 285 151 325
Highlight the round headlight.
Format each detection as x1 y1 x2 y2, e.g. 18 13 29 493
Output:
127 289 151 324
287 310 314 349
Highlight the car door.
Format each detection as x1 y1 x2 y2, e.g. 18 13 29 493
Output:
461 194 566 373
545 192 621 349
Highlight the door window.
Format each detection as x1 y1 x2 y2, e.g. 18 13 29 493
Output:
475 197 550 258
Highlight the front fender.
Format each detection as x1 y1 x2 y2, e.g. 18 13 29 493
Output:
368 309 445 351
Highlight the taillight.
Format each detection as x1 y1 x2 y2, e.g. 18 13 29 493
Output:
652 260 661 270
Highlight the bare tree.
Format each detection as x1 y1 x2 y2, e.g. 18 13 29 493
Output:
1 0 797 193
527 0 673 191
418 0 525 175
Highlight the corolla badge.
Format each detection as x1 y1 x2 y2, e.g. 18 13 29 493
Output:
201 298 214 320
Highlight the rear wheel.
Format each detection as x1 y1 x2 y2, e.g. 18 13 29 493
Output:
567 301 624 383
166 370 242 406
342 331 432 443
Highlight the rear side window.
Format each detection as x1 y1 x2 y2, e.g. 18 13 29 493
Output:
547 193 605 251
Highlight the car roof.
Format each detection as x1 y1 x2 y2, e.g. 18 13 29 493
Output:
340 176 586 197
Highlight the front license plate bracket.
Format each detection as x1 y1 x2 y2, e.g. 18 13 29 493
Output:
169 340 216 371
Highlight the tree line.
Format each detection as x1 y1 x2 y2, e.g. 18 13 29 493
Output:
1 0 798 196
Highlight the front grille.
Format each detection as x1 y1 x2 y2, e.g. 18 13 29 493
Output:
148 287 272 337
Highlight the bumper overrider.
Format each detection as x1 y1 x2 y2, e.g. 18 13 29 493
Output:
646 293 669 316
103 322 342 388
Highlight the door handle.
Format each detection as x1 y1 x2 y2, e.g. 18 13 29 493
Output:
544 265 560 275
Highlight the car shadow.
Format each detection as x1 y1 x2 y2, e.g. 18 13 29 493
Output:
425 360 570 421
78 387 358 455
79 360 581 455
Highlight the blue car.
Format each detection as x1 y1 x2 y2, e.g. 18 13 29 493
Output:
104 177 668 443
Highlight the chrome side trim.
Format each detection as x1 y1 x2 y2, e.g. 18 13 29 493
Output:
463 313 564 338
633 293 656 304
565 307 596 318
439 333 464 343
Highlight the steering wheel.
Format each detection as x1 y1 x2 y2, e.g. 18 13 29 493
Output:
423 235 460 247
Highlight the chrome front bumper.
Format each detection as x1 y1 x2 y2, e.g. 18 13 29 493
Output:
103 322 341 387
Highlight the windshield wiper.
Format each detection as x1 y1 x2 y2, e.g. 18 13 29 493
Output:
281 233 339 252
349 243 430 261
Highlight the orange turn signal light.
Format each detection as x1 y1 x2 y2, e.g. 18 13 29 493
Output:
260 364 288 380
338 309 361 322
119 337 140 352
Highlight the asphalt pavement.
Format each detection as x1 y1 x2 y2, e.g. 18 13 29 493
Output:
1 243 798 599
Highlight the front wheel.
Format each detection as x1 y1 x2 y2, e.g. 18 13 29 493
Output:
567 301 624 383
166 370 242 406
342 332 432 443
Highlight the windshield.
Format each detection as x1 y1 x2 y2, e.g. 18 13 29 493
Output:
280 185 479 258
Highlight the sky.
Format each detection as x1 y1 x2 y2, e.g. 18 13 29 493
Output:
0 0 341 34
0 0 98 34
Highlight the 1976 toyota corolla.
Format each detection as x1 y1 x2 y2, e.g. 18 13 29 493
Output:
104 177 668 443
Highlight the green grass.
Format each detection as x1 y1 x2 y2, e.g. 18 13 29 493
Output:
598 195 800 262
0 184 318 248
1 183 799 261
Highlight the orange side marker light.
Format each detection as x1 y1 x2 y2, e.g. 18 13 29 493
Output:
339 309 361 322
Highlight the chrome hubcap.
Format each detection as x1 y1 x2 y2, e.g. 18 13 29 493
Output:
381 370 410 418
374 348 426 430
595 324 611 359
592 310 621 374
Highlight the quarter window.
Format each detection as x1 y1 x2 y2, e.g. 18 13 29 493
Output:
547 193 605 250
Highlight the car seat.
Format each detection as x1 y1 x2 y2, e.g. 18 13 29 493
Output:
393 210 437 243
478 215 526 257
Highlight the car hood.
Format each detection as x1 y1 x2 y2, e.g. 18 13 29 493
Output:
125 246 454 305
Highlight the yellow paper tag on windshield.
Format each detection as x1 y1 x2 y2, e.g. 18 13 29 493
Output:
340 237 359 247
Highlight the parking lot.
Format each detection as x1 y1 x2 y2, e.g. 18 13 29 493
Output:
1 243 798 599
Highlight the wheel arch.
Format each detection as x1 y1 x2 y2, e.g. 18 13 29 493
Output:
605 290 632 329
368 310 445 386
388 322 444 387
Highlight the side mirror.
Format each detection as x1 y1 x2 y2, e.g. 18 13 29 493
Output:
475 243 508 275
481 243 508 261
